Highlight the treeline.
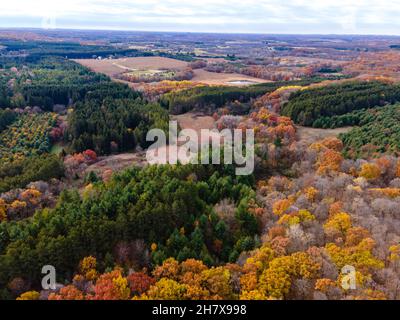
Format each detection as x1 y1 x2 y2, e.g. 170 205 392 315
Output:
0 155 64 193
157 51 195 62
281 81 400 126
1 40 194 62
0 40 150 60
0 164 257 291
339 104 400 158
161 79 322 114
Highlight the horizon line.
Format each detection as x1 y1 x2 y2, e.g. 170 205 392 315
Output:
1 26 400 38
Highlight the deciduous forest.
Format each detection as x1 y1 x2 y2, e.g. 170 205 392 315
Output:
2 31 400 301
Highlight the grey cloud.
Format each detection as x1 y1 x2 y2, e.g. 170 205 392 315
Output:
1 0 400 34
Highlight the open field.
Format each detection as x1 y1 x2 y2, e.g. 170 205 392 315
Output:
84 152 147 177
74 56 267 86
296 126 352 145
191 69 267 86
113 57 188 70
173 112 216 132
73 58 123 76
74 56 188 77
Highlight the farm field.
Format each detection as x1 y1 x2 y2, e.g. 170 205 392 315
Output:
191 69 267 86
74 56 267 86
114 57 189 70
72 58 123 76
73 56 189 77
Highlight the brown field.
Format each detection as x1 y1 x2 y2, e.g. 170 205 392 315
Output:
192 69 268 86
73 58 124 77
74 56 189 77
173 112 216 132
74 56 267 86
114 57 188 70
147 112 221 165
84 152 147 177
204 57 229 64
297 126 352 145
172 112 220 145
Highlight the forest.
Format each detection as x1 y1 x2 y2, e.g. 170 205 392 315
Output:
69 97 169 154
0 56 110 110
281 81 400 126
2 35 400 301
339 104 400 158
0 163 257 297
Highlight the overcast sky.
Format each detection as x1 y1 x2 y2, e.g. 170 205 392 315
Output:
1 0 400 35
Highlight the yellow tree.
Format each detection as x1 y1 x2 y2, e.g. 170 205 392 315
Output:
240 289 270 300
315 278 337 293
359 163 381 180
304 187 318 202
138 278 187 300
180 259 210 300
17 291 40 300
317 149 343 175
258 252 320 299
396 161 400 177
201 267 235 300
0 199 7 222
272 199 292 216
324 212 352 237
325 239 384 276
152 258 180 281
79 256 98 281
